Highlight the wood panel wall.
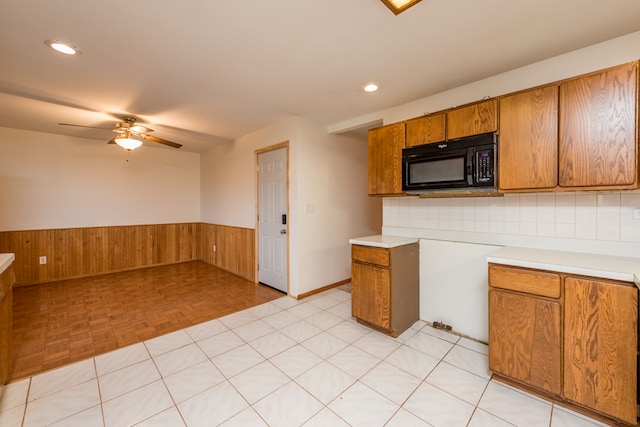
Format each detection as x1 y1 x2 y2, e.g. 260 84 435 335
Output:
199 223 256 282
0 223 255 286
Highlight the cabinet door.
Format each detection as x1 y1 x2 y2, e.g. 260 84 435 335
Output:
446 99 497 140
489 289 561 394
405 113 446 147
564 277 638 424
559 62 638 188
368 123 405 195
352 262 391 330
0 266 14 385
498 86 558 191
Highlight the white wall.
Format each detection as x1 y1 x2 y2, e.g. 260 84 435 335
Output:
359 32 640 342
0 127 201 231
294 120 381 294
421 240 501 342
201 117 381 297
200 118 297 228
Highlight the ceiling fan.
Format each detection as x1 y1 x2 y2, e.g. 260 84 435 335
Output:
58 116 182 150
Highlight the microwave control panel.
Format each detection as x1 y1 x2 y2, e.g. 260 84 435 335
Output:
475 149 494 183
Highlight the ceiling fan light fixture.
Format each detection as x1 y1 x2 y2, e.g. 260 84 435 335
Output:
44 39 80 55
114 135 142 151
380 0 421 14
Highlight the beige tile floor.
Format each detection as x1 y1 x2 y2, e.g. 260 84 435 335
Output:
0 288 609 426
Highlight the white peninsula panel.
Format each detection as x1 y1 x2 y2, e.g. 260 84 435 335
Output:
421 240 501 342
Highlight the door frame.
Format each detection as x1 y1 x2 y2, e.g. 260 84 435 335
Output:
255 141 290 294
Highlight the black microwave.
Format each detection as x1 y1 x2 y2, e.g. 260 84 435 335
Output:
402 133 497 193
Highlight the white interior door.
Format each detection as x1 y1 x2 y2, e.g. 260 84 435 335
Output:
258 147 288 293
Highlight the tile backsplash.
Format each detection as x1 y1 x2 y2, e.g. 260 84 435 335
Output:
383 190 640 243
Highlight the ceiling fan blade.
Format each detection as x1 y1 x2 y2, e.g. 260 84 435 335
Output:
142 134 182 149
130 125 152 133
58 122 115 131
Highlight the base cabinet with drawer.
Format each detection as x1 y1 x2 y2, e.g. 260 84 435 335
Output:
488 267 562 395
351 243 419 337
488 263 638 425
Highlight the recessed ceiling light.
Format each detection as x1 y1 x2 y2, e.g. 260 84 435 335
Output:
363 83 379 93
44 40 80 55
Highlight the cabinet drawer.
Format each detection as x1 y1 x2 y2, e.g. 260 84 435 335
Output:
352 245 390 267
489 264 561 298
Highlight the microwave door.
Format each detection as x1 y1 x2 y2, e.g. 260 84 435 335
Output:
405 152 469 190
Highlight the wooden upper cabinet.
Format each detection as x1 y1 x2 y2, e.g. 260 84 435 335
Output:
368 122 405 196
447 99 497 140
498 86 559 191
564 277 638 424
559 62 638 189
405 113 446 147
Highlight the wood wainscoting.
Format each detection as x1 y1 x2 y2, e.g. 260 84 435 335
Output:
200 223 256 282
0 223 256 286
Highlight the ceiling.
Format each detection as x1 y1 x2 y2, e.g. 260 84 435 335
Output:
1 0 640 153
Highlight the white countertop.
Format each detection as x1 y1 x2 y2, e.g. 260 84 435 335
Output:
349 235 419 248
487 247 640 287
0 253 15 276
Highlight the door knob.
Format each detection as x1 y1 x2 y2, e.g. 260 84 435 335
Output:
280 229 287 235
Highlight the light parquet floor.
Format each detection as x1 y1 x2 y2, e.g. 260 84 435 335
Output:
10 261 284 381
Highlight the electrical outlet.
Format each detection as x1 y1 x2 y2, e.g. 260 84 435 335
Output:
633 208 640 220
39 256 47 265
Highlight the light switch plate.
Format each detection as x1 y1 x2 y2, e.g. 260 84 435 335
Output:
633 208 640 220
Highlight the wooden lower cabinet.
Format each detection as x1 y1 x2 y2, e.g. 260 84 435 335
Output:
564 277 638 424
351 243 419 337
352 262 391 330
488 263 639 425
488 289 561 395
0 262 15 385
